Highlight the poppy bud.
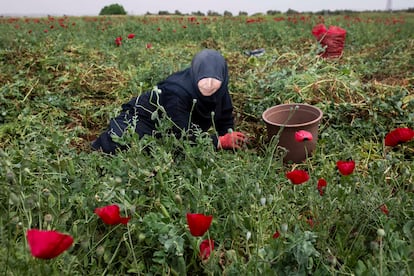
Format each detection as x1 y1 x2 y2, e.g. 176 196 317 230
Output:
281 223 288 233
44 214 53 224
174 194 183 205
246 231 252 241
96 246 105 256
377 228 386 237
95 194 101 202
196 168 202 177
42 188 51 197
9 193 19 205
6 170 15 184
327 255 337 267
267 195 274 204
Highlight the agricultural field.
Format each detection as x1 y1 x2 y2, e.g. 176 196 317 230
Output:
0 12 413 275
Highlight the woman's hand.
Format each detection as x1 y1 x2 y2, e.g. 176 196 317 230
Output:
218 132 247 150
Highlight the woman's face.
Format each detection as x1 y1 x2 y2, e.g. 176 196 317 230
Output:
197 77 222 96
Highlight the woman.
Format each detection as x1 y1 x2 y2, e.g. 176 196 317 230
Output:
91 49 246 154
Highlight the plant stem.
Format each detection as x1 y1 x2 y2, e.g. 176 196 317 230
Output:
379 237 383 276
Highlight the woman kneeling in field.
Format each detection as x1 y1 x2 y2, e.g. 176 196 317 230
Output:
92 49 247 154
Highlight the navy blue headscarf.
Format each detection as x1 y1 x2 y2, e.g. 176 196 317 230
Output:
157 49 229 120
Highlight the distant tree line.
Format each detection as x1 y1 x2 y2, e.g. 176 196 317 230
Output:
149 8 414 16
99 3 414 16
151 10 241 16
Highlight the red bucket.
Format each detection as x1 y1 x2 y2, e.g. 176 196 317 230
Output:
312 24 347 58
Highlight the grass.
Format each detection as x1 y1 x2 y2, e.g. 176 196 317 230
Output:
0 12 413 275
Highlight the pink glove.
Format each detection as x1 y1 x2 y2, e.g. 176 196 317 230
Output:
218 132 246 150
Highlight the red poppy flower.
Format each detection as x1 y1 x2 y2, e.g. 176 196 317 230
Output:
379 204 389 216
186 213 213 236
127 33 135 39
95 204 130 225
307 218 315 228
316 178 327 196
384 127 414 147
295 130 313 142
115 36 122 46
199 239 214 260
27 229 73 259
286 170 310 185
272 231 280 239
336 160 355 176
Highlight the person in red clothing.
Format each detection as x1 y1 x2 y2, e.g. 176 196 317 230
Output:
92 49 246 154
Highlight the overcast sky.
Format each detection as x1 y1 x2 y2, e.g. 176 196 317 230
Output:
1 0 413 16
